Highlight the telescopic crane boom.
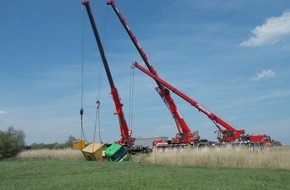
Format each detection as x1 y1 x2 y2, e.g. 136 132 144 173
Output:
82 0 134 147
132 62 246 143
133 62 272 147
106 0 199 145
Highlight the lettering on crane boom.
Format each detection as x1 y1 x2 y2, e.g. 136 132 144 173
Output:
197 104 212 116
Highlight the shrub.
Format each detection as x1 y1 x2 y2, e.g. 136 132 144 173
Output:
0 126 25 160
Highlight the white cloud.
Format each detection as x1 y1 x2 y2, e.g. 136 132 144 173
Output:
252 69 277 81
240 11 290 47
0 110 8 115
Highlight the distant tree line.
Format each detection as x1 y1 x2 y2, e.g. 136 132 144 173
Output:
30 135 78 150
0 126 79 160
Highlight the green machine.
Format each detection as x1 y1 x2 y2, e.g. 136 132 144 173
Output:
105 144 131 162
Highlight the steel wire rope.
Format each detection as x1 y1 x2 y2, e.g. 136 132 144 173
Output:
80 5 90 144
93 59 103 144
129 68 135 132
93 42 103 144
93 5 110 144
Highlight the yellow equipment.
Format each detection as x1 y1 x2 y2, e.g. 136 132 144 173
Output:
73 140 86 150
81 143 107 161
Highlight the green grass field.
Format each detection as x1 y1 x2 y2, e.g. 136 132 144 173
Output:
1 160 290 190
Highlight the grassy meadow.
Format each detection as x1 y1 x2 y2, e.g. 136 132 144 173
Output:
1 147 290 190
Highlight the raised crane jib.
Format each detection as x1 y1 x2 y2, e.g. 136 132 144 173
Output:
82 0 134 147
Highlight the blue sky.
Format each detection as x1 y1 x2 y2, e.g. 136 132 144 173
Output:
1 0 289 145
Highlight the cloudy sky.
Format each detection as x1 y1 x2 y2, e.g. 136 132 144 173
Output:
1 0 289 145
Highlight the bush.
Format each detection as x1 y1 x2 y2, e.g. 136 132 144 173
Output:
0 126 25 160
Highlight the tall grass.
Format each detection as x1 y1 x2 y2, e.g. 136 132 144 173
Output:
149 147 290 170
16 148 85 161
16 147 290 170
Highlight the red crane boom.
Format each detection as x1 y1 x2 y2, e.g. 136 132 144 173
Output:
132 62 246 143
133 62 273 147
107 0 198 145
82 0 134 147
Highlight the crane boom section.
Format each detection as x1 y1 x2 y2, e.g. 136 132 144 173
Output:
107 0 195 144
133 62 245 140
111 87 130 141
82 1 133 146
107 0 160 88
156 88 192 135
155 87 194 143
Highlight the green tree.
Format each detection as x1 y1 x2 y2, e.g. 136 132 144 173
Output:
0 126 26 160
65 135 77 147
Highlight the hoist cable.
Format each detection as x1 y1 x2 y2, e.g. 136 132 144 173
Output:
96 101 102 143
96 5 110 101
129 68 135 131
102 6 109 53
93 101 100 142
80 5 89 144
92 5 110 144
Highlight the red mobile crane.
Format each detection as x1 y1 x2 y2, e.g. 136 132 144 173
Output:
82 0 134 148
132 62 272 147
106 0 200 146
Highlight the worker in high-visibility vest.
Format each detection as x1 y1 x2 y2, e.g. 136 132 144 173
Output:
101 150 106 162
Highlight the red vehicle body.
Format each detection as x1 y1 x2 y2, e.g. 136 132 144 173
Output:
249 135 272 147
132 62 272 147
106 0 200 146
